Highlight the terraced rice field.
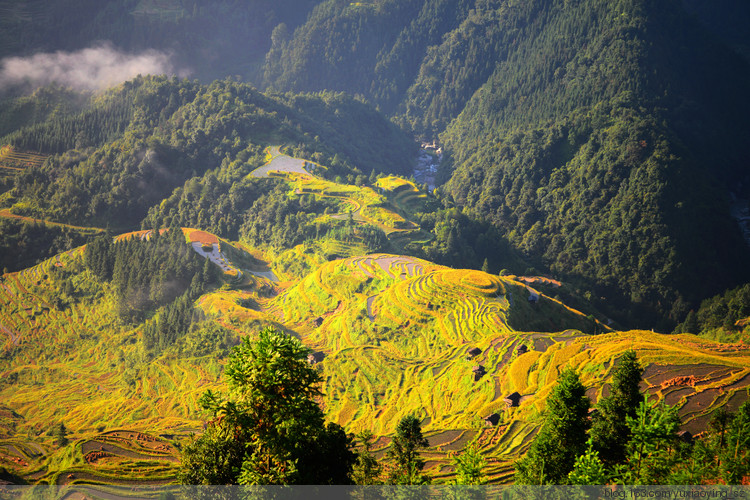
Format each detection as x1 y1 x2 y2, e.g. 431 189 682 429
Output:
0 145 47 170
0 246 226 484
261 253 750 480
2 224 750 484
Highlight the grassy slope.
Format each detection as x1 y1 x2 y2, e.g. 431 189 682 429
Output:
1 150 749 485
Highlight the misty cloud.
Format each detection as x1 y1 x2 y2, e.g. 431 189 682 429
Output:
0 43 187 91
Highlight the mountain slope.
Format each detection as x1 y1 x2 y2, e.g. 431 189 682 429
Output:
0 76 416 233
264 0 750 326
440 0 750 325
1 230 749 484
0 0 319 83
1 147 748 484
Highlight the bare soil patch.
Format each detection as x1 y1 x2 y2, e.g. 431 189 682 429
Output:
251 154 312 178
427 430 463 447
643 363 730 387
722 371 750 392
81 440 175 461
439 429 476 451
663 386 696 405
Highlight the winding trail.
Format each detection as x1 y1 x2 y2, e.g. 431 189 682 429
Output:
0 208 105 233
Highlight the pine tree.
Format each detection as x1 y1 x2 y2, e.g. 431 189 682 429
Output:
386 415 430 484
721 399 750 484
54 422 69 447
352 430 382 485
515 368 591 484
615 400 679 484
568 439 608 485
453 443 486 485
590 350 644 465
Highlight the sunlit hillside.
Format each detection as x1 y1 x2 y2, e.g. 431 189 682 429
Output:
2 223 748 484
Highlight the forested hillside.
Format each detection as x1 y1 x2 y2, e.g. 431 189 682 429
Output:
0 0 318 82
262 0 750 327
0 76 415 231
2 0 749 328
4 0 750 488
440 0 750 326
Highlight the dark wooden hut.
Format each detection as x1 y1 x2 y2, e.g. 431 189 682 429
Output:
466 347 482 359
504 391 521 407
484 413 501 426
676 430 693 443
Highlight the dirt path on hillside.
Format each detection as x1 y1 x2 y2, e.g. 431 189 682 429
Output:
1 323 19 345
0 208 105 233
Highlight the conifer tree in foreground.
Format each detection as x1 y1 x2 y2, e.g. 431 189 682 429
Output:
453 443 487 485
722 399 750 484
386 415 430 484
352 430 382 485
615 399 680 484
515 368 591 484
590 350 644 465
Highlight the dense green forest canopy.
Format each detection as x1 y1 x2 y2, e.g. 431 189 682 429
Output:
261 0 750 327
0 76 416 230
2 0 750 329
0 0 319 83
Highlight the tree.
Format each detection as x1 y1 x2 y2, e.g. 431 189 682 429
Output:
178 425 245 485
708 407 732 468
515 368 591 484
352 430 382 485
453 443 486 485
386 415 430 484
721 399 750 484
54 422 69 447
568 439 608 485
179 327 356 484
615 400 680 484
590 350 644 465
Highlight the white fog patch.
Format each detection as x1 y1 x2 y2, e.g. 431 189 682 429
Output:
0 43 187 91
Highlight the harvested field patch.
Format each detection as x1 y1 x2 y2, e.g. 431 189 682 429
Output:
643 363 729 387
56 470 174 486
250 152 312 179
663 386 696 405
184 229 218 245
723 371 750 391
439 429 476 452
427 429 463 448
661 375 696 389
724 390 750 414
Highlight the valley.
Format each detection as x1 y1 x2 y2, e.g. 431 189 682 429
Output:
1 0 750 487
1 148 748 485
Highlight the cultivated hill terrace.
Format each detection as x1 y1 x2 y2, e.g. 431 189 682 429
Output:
1 149 748 484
